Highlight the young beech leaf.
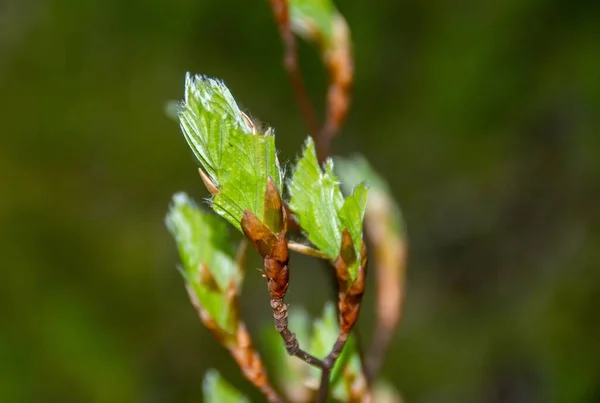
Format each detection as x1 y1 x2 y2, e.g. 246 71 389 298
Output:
212 129 282 231
288 137 368 280
290 0 337 49
179 74 253 185
203 369 249 403
165 193 239 333
335 155 405 237
177 74 282 231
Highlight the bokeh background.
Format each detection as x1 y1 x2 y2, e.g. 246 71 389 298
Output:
1 0 599 402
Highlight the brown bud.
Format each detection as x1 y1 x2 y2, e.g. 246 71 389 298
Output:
283 203 300 232
334 228 356 284
198 168 219 196
339 297 361 334
338 240 367 334
270 231 289 264
241 210 277 257
224 277 240 321
264 232 289 299
348 253 367 299
264 257 289 299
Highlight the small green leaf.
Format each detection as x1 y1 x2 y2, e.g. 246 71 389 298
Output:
335 155 405 237
309 302 338 358
213 130 281 231
339 182 369 266
289 0 337 49
203 369 249 403
288 137 368 279
164 100 179 121
165 192 239 333
177 74 282 231
179 74 252 185
372 379 403 403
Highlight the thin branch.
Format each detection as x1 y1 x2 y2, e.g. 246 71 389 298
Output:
271 296 326 369
320 13 354 164
314 236 368 402
264 234 327 370
230 323 284 403
363 198 408 382
316 332 350 402
241 196 327 372
186 287 283 403
268 0 320 142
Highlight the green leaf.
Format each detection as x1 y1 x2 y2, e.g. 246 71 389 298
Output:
165 192 239 333
289 0 337 49
213 130 282 231
164 99 179 121
335 155 405 237
177 74 282 231
203 369 249 403
339 182 369 264
372 379 403 403
288 137 368 279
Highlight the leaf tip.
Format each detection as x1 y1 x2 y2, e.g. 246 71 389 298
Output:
199 168 219 196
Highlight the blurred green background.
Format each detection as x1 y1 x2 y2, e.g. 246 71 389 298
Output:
1 0 599 402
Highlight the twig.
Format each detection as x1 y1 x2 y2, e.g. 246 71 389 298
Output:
267 4 362 396
230 323 283 403
268 0 320 142
363 194 408 382
314 233 368 402
288 241 331 260
320 13 354 164
242 183 327 373
271 296 326 369
186 286 283 403
316 332 350 402
263 231 327 371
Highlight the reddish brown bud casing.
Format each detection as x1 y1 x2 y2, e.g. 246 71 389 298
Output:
334 232 367 334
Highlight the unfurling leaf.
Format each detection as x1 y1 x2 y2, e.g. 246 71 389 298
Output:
289 0 354 136
241 210 278 258
263 177 285 234
289 0 338 50
177 74 283 231
336 154 408 345
335 155 405 238
165 192 239 334
288 137 368 280
203 369 249 403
